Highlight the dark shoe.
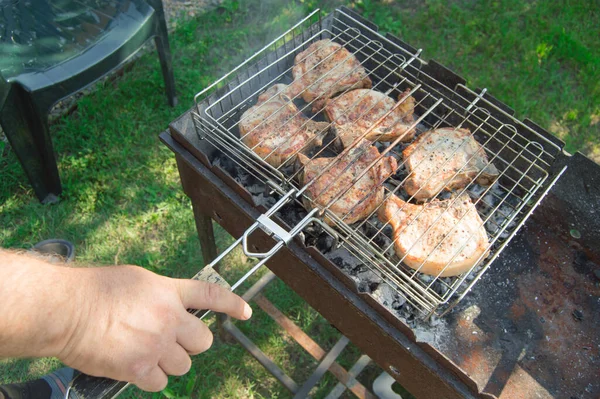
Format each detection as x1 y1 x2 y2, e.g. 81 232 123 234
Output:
32 239 75 263
0 379 52 399
0 368 78 399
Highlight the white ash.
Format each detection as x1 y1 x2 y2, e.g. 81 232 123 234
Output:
323 245 450 348
468 181 519 240
253 193 277 208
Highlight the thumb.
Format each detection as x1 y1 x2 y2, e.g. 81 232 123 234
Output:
175 279 252 320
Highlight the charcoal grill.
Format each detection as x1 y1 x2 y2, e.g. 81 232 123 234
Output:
68 7 600 399
190 7 567 317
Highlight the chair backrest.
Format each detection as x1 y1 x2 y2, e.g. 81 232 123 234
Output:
0 0 153 83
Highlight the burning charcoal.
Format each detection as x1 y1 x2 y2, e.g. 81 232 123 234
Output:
253 193 276 208
330 256 347 269
396 303 416 322
304 234 318 248
437 191 452 200
373 231 392 250
277 205 306 227
428 315 443 327
392 296 406 310
357 280 380 294
247 184 266 194
469 184 486 198
356 269 382 286
372 283 397 308
382 224 393 238
433 280 449 297
362 223 378 238
316 234 335 253
375 142 387 152
327 247 363 269
235 174 250 186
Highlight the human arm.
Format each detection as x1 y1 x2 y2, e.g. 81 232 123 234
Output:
0 250 252 392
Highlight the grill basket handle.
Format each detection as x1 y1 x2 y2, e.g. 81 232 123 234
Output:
65 192 317 399
65 265 229 399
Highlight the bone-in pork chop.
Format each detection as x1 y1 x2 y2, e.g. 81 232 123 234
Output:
239 84 328 168
298 140 397 225
378 194 489 277
403 128 499 200
324 89 416 148
290 39 372 113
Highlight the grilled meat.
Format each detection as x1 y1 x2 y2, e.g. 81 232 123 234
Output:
378 193 489 277
324 89 416 148
239 84 329 168
403 128 499 200
290 39 372 113
298 140 397 225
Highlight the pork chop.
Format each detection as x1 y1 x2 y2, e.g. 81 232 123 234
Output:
239 84 329 168
403 128 499 200
378 194 489 277
290 39 372 113
324 89 416 148
298 140 397 225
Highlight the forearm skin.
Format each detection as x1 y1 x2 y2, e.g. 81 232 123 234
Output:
0 250 89 359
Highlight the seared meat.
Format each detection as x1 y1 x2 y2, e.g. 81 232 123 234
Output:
403 128 499 200
290 39 372 113
324 89 416 148
378 194 489 277
298 140 397 225
239 84 328 168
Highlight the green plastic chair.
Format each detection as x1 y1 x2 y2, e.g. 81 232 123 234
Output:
0 0 177 203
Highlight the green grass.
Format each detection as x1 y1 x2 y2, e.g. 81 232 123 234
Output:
1 0 598 397
353 0 600 158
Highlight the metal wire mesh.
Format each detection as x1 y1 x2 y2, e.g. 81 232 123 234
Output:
191 8 564 316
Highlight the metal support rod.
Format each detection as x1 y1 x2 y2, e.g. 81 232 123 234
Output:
222 319 299 393
253 295 376 399
242 271 278 303
292 336 350 399
325 355 372 399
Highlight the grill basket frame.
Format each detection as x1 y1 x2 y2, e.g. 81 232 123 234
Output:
190 7 566 317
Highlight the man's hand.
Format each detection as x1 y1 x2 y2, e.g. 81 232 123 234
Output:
0 252 251 392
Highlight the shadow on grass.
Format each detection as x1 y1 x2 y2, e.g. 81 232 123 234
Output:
0 1 346 397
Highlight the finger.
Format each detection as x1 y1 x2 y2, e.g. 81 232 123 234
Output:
176 312 214 355
175 279 252 320
133 366 169 392
158 344 192 376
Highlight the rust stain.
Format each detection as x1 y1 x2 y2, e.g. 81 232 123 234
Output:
515 228 600 395
499 364 553 399
510 303 526 319
459 347 494 386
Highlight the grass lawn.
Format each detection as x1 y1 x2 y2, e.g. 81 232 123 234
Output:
0 0 598 398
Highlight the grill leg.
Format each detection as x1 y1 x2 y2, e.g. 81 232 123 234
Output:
192 204 218 265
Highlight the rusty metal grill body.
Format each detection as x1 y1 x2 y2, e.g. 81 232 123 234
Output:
190 8 566 316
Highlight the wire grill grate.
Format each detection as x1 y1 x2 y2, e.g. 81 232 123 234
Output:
191 8 565 316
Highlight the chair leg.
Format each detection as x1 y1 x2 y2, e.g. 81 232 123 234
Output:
152 4 177 107
0 85 61 203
